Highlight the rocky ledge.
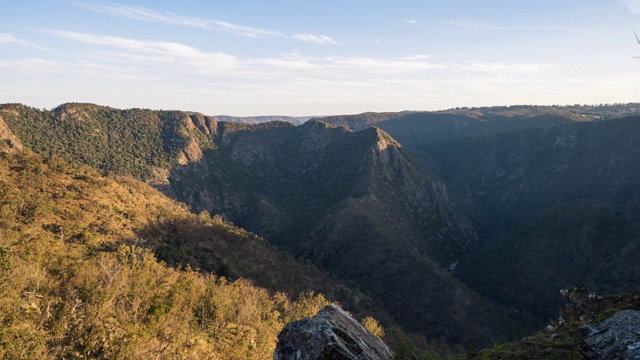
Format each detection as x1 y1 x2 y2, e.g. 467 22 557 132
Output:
274 304 393 360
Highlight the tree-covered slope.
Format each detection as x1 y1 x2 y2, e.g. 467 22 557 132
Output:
171 120 516 346
0 103 217 180
0 149 401 359
320 106 640 333
459 200 640 328
0 103 519 347
320 103 640 132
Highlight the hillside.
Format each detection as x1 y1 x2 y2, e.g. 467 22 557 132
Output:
0 147 407 359
0 103 519 347
474 287 640 359
12 102 640 347
320 106 640 330
459 200 640 328
172 119 512 346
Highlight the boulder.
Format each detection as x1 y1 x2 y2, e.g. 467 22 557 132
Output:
580 310 640 359
274 304 393 360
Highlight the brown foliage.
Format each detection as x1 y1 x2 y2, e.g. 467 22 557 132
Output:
0 151 338 359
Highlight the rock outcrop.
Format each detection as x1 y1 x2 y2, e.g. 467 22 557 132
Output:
559 285 606 325
274 304 393 360
0 114 23 153
580 310 640 359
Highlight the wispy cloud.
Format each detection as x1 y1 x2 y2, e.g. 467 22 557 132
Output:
0 33 50 50
0 33 21 44
70 1 339 44
399 55 431 61
405 19 419 24
0 58 60 74
622 0 640 13
293 33 338 45
40 30 449 79
70 1 282 38
441 20 577 32
41 29 563 80
46 30 219 56
43 30 238 76
11 29 574 115
456 61 558 74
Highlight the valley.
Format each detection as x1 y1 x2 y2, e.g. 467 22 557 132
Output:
2 102 640 357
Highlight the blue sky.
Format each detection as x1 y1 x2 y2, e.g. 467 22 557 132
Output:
1 1 640 116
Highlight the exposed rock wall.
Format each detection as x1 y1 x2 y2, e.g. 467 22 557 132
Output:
0 115 23 152
274 304 393 360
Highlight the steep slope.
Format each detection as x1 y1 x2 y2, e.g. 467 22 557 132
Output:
322 107 640 331
0 110 23 153
0 103 217 180
412 117 640 224
459 200 640 328
174 120 477 262
171 120 512 346
475 287 640 359
0 149 361 359
0 103 516 346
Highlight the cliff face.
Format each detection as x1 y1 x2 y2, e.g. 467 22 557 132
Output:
0 113 23 153
322 107 640 330
169 120 510 346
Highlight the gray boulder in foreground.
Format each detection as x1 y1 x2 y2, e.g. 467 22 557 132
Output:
580 309 640 359
274 304 393 360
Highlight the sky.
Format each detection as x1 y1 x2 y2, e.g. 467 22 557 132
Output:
1 0 640 116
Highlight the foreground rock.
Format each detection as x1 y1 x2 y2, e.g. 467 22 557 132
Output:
473 287 640 359
274 304 393 360
580 310 640 359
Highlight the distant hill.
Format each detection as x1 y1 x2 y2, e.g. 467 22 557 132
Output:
320 103 640 131
309 111 415 130
214 114 315 125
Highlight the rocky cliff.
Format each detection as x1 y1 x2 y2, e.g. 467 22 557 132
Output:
169 119 514 346
0 112 23 153
322 106 640 331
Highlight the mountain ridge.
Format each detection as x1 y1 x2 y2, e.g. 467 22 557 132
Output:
0 102 520 347
318 106 640 331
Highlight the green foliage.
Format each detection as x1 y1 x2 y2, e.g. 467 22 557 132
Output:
0 104 202 179
0 246 10 271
